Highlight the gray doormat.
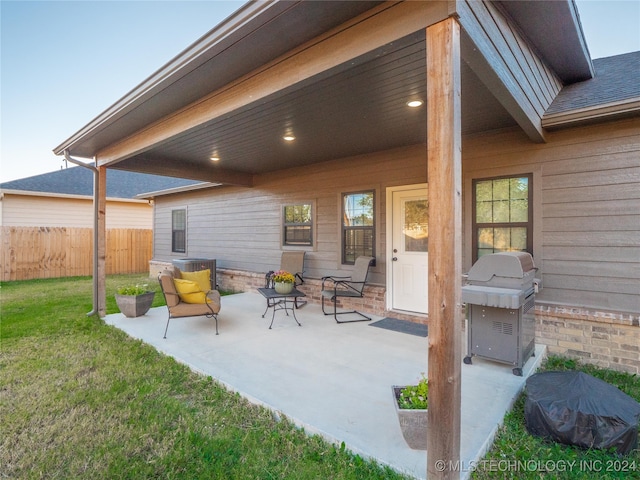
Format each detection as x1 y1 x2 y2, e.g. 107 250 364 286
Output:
369 317 428 337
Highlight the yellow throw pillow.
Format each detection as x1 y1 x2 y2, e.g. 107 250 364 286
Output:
173 278 209 304
180 269 212 292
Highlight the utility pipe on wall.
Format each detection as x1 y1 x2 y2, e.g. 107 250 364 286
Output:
63 150 99 317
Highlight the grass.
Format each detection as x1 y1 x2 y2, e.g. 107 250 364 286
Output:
2 275 639 479
471 356 640 480
1 274 408 479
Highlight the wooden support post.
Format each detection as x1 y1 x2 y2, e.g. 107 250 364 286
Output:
97 165 107 317
426 17 462 479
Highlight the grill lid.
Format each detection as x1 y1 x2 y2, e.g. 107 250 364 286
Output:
467 252 535 282
461 285 527 309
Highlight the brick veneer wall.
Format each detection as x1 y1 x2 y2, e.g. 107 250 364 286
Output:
535 305 640 374
150 261 392 317
149 260 638 374
218 267 389 317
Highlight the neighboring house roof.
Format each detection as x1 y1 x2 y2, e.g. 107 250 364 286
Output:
0 165 200 199
543 52 640 128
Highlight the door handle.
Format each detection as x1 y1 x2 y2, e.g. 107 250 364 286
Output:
392 257 398 261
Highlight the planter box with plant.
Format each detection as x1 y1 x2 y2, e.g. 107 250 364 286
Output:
115 284 155 318
392 374 428 450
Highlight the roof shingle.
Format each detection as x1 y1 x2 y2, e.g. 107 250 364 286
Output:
0 166 199 199
546 52 640 115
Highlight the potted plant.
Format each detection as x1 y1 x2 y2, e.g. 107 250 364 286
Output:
271 270 295 294
115 283 155 318
392 374 428 450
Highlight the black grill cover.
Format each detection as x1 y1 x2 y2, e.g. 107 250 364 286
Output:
525 371 640 455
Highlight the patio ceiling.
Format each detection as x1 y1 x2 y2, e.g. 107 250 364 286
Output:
112 29 516 182
56 1 591 185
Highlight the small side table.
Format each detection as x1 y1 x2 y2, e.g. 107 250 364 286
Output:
258 287 306 329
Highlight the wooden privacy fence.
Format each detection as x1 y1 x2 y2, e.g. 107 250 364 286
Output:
1 227 152 281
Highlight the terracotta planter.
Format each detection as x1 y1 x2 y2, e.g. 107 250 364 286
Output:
392 386 428 450
274 282 294 294
115 292 155 318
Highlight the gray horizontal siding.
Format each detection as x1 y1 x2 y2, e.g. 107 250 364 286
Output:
539 122 639 313
154 145 427 285
543 215 640 232
464 117 640 314
153 118 639 315
537 287 638 313
544 246 640 263
464 0 561 115
458 0 562 140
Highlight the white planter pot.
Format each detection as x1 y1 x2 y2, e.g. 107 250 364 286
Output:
274 282 294 294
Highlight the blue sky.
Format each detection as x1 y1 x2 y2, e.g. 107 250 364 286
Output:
1 0 639 182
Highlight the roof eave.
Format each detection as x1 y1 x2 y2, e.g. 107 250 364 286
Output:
52 0 281 158
542 98 640 129
135 182 222 200
499 0 594 83
0 188 149 203
53 0 597 163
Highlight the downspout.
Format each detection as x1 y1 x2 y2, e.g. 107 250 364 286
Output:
63 150 99 317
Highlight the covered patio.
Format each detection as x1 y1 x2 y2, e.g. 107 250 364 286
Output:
54 2 615 475
104 292 545 480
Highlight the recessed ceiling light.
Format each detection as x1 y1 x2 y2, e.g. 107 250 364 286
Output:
210 156 220 162
283 135 296 142
407 100 423 108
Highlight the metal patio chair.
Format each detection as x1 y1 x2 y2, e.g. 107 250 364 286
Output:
280 251 305 287
158 269 221 338
266 251 307 308
321 256 374 323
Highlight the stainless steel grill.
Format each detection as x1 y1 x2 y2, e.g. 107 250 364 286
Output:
462 252 540 376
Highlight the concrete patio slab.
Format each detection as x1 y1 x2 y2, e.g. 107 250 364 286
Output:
104 291 546 479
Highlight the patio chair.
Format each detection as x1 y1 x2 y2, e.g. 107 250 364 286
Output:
280 251 305 286
158 269 221 338
321 256 374 323
266 251 306 308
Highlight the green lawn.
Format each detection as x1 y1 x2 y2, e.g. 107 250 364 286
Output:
1 275 638 479
1 274 407 479
471 359 640 480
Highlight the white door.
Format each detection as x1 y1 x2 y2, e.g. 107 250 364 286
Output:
391 188 428 313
